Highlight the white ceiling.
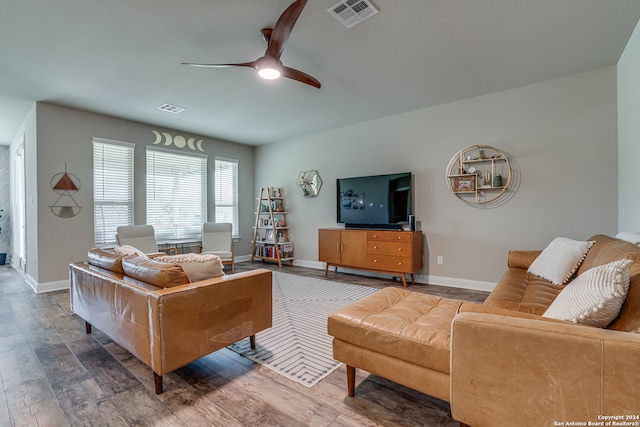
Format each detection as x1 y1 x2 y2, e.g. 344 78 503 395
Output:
1 0 639 146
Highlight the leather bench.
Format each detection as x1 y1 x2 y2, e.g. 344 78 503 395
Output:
328 287 467 402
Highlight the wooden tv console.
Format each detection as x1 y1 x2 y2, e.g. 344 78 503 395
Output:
318 228 423 287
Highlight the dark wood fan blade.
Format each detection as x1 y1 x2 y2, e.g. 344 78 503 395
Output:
268 0 307 59
281 65 321 88
181 61 257 69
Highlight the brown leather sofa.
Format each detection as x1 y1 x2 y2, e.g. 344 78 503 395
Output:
328 235 640 426
70 251 272 394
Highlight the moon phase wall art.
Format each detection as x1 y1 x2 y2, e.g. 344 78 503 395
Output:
151 130 205 152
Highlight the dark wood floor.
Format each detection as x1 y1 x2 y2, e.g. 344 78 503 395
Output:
0 262 488 427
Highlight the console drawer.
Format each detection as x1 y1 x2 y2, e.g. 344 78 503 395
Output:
367 254 413 272
367 241 411 258
367 231 411 243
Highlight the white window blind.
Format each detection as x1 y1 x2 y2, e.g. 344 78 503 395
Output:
147 147 207 240
93 138 135 246
215 157 239 236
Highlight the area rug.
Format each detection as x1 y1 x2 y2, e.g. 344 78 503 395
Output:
227 271 379 387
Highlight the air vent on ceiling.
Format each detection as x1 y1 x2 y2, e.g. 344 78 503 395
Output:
328 0 379 28
158 103 185 114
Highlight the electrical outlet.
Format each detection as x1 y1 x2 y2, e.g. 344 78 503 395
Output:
437 256 444 265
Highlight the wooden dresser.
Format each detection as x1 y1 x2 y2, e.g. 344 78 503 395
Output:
318 228 423 287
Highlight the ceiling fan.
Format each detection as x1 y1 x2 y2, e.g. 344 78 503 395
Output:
182 0 321 89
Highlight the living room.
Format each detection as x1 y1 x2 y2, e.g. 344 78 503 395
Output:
5 58 638 293
1 1 640 425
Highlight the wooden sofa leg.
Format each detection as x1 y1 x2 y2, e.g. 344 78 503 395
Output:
250 335 256 349
85 322 92 334
347 365 355 397
154 373 163 394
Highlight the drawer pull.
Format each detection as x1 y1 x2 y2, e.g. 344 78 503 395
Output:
398 248 402 251
373 259 378 263
398 262 403 266
373 246 377 249
373 234 377 238
398 236 402 240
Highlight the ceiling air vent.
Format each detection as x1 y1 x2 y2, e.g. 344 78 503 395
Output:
328 0 379 28
158 103 185 114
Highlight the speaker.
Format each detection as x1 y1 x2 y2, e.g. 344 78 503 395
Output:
409 215 415 231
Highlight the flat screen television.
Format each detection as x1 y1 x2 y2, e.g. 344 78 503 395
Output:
337 172 413 230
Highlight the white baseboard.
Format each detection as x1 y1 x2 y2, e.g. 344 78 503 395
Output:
24 274 38 293
418 274 496 292
289 259 496 292
292 259 325 269
8 262 70 294
31 278 70 294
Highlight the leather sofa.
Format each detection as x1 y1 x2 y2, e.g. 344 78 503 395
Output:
70 250 272 394
328 234 640 426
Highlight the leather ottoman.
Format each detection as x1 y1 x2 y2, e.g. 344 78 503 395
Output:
328 287 466 402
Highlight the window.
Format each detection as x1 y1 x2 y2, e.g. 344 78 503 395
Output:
147 147 207 240
13 138 26 270
215 157 239 236
93 138 134 247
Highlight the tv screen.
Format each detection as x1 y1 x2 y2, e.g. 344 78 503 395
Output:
337 172 413 229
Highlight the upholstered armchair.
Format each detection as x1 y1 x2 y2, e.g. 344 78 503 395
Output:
198 222 234 273
115 225 177 255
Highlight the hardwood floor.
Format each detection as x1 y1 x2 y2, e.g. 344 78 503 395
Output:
0 262 488 426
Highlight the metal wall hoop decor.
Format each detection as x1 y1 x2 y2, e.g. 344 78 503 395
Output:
446 145 513 206
50 163 81 218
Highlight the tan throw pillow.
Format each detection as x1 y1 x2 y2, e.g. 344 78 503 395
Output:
155 253 225 282
543 259 633 327
528 237 595 286
121 255 191 288
87 248 124 274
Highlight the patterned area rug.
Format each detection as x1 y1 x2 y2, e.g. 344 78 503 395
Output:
227 271 379 388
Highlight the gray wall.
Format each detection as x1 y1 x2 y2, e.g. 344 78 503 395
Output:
255 67 618 290
618 20 640 231
27 103 255 290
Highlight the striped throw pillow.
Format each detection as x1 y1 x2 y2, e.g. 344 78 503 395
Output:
543 259 633 327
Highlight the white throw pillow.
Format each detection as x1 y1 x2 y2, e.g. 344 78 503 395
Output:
543 259 633 327
155 253 225 282
616 232 640 246
528 237 595 286
114 245 146 257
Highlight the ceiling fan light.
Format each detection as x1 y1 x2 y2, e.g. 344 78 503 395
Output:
258 67 281 80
